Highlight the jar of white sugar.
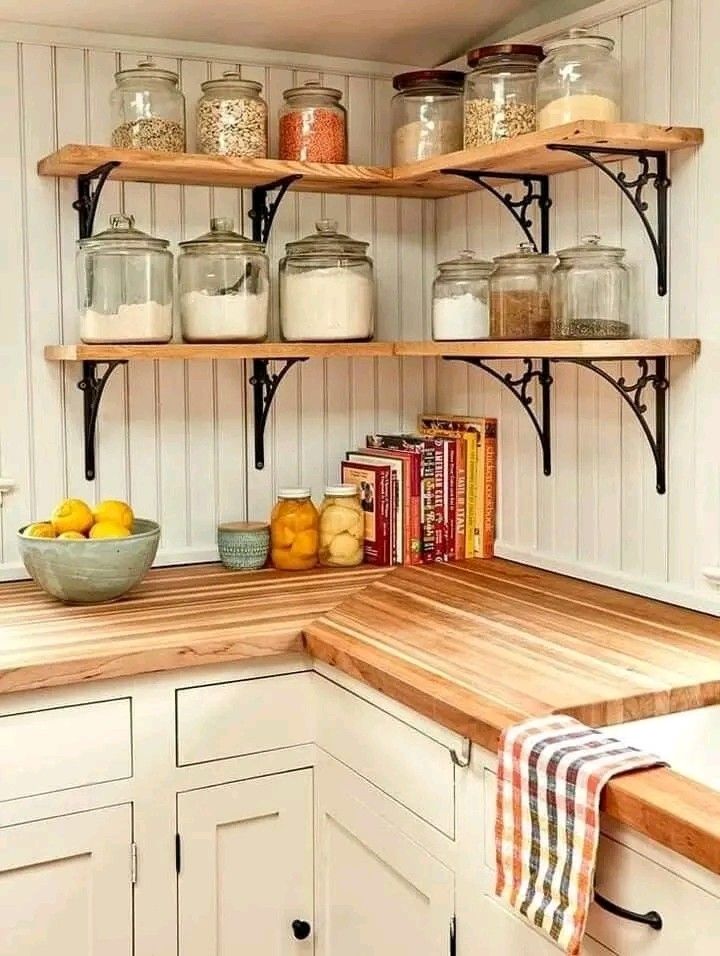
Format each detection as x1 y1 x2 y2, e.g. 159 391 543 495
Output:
536 30 620 129
279 219 375 341
178 218 269 342
432 251 494 341
77 214 173 344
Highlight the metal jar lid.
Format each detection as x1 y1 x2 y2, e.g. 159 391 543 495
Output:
283 219 369 259
77 213 170 251
543 28 615 55
436 249 494 276
466 43 544 68
324 484 359 497
114 58 180 85
179 218 265 255
392 70 465 93
200 72 264 97
282 80 344 104
555 234 626 260
278 488 312 499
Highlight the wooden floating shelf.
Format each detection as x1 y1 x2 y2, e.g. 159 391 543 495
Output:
395 338 701 359
37 122 703 199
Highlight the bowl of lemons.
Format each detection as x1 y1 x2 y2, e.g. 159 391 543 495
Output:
18 499 160 603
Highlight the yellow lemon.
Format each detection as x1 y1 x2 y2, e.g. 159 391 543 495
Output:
89 521 132 540
51 498 94 535
58 531 86 540
93 499 134 531
24 522 56 539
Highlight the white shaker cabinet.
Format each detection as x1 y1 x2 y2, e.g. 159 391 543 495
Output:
0 804 133 956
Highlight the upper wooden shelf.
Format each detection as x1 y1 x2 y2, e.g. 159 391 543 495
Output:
37 122 703 199
395 338 700 359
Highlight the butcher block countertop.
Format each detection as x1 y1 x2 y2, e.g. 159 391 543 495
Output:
2 557 720 875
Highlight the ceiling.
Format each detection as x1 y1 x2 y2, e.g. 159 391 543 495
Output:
0 0 541 65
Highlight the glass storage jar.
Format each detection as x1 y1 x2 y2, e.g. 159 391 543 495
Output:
319 485 364 567
110 59 185 152
489 243 556 339
537 29 621 129
432 250 494 341
464 44 543 146
77 214 173 344
196 73 267 157
178 218 269 342
279 81 347 163
391 70 464 165
279 219 375 342
551 235 630 338
270 489 319 571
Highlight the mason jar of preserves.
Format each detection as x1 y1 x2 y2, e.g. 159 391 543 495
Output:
270 488 319 571
319 485 364 567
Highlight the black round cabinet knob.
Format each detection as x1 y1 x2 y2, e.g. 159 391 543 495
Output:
291 919 312 940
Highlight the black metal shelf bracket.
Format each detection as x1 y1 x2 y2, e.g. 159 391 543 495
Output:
441 170 552 253
556 356 669 494
547 145 670 295
249 175 302 244
445 356 553 475
78 360 127 481
73 161 121 239
250 357 308 469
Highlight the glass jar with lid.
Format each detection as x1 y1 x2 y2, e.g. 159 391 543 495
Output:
279 81 347 163
279 219 375 341
178 218 269 342
489 243 556 339
270 489 319 571
196 72 268 157
537 29 621 129
77 214 173 344
110 59 185 152
319 485 364 567
432 250 494 341
551 235 630 339
391 70 464 166
464 44 543 146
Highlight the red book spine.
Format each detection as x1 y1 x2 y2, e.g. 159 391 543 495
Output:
454 439 466 560
447 439 457 561
431 439 444 561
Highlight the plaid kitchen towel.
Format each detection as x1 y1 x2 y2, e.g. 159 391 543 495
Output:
495 714 665 955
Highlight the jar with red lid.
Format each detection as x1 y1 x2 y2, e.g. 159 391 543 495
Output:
391 70 464 165
464 44 543 146
278 81 347 163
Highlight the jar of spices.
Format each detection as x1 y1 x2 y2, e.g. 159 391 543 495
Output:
178 218 269 342
77 214 173 344
391 70 464 165
319 485 364 567
279 219 374 342
196 72 267 157
489 243 556 339
270 489 319 571
536 29 621 129
464 44 543 146
279 81 347 163
432 250 494 341
110 59 186 152
552 235 630 339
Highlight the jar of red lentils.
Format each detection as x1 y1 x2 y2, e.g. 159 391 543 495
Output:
279 81 347 163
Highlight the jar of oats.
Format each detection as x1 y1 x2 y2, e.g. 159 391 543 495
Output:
464 44 543 146
196 73 268 157
110 59 186 152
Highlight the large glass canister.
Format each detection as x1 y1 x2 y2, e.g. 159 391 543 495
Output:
196 73 268 157
319 485 364 567
489 243 556 339
178 218 269 342
77 214 173 344
110 59 186 152
536 29 621 129
270 488 319 571
432 251 494 341
279 81 347 163
464 44 543 146
391 70 464 165
551 235 630 338
279 219 375 342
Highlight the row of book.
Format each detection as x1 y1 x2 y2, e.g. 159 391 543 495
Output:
340 414 497 566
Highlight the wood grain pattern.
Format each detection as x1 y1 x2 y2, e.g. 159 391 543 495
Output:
395 339 701 358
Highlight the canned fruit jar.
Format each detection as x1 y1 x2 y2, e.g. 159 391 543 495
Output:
270 489 319 571
319 485 364 567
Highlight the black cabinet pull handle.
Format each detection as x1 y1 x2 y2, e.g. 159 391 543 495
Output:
595 890 663 930
291 919 312 940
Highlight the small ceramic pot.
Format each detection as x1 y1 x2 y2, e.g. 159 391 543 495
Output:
217 521 270 570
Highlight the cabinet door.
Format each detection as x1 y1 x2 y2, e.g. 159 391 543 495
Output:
178 769 314 955
315 760 454 956
0 804 133 956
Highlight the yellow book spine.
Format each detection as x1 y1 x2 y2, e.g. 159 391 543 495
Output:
464 433 478 559
473 426 486 559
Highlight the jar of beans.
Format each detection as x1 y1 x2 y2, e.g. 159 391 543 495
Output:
464 44 543 146
110 59 186 152
196 72 268 157
279 81 347 163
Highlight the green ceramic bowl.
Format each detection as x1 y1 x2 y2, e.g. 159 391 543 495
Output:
218 521 270 570
17 518 160 604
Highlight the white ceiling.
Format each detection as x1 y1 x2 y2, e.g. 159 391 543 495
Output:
0 0 538 65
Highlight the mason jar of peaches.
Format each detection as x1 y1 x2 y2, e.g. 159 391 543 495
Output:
319 485 364 567
270 488 319 571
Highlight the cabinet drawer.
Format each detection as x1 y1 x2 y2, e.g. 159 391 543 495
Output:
316 675 456 837
176 672 315 766
0 698 132 801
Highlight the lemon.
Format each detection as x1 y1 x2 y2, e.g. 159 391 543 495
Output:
24 522 56 539
58 531 86 540
89 521 132 540
51 498 94 535
93 499 134 531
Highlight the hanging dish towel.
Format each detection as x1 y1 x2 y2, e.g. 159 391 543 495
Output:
495 713 665 955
